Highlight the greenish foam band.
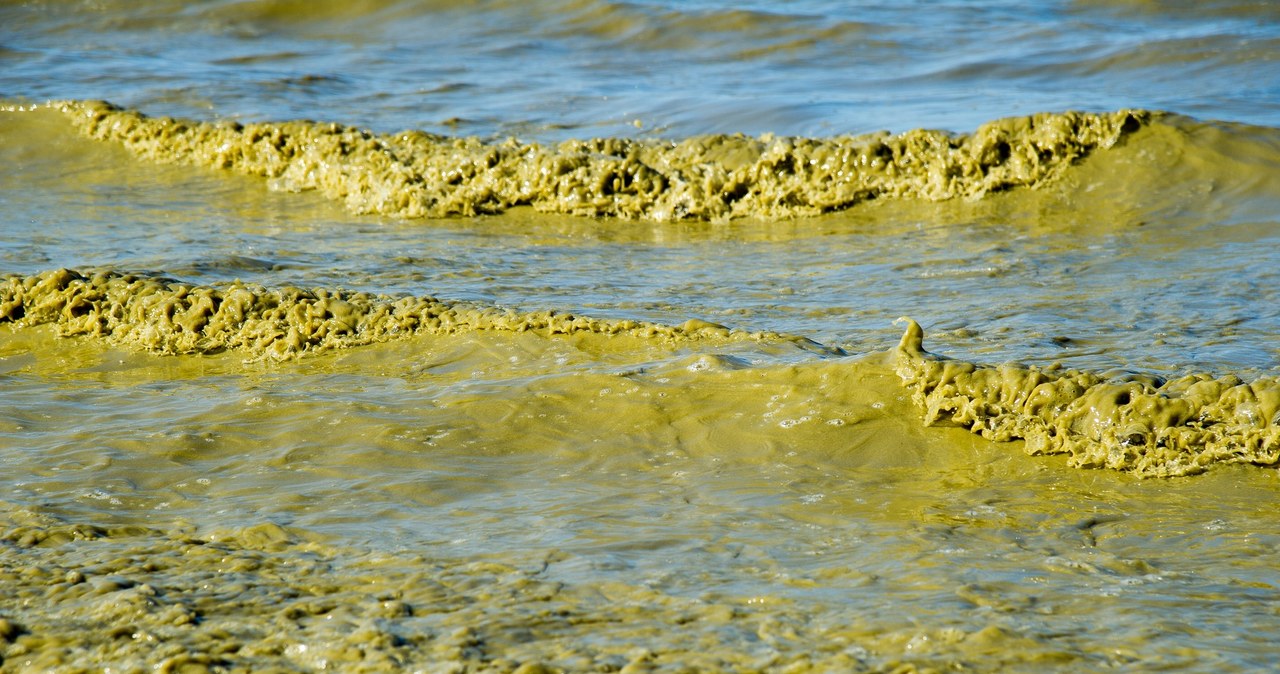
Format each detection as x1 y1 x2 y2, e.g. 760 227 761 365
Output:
893 319 1280 476
56 100 1150 222
0 268 770 361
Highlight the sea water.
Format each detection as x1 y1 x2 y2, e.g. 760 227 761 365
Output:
2 1 1280 671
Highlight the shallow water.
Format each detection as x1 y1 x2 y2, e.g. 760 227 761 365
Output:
2 1 1280 672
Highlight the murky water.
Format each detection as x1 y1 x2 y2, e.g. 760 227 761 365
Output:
2 1 1280 672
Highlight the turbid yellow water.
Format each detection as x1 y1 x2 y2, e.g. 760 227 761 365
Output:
4 317 1279 672
3 1 1280 672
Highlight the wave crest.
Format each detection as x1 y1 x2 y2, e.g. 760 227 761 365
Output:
894 319 1280 477
57 100 1148 221
0 268 773 360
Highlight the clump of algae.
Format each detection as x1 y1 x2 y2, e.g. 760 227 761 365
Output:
57 100 1149 221
893 319 1280 476
0 505 1057 673
0 268 760 360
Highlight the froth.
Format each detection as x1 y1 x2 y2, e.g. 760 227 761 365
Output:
0 269 768 360
6 268 1279 476
894 319 1280 476
57 100 1149 221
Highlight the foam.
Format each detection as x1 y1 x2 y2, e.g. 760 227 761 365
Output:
894 319 1280 476
57 100 1149 221
0 268 771 360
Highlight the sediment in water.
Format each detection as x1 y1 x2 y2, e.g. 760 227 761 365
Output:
56 100 1150 221
893 319 1280 476
0 268 776 361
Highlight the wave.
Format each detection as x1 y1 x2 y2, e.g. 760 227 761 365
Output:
54 100 1148 221
34 0 879 56
6 267 1280 477
0 268 808 361
895 319 1280 477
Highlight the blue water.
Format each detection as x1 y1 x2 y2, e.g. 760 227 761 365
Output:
4 0 1278 140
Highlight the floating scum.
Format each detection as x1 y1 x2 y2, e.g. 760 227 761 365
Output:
893 319 1280 477
58 100 1147 222
4 101 1274 478
4 266 1280 478
0 269 774 360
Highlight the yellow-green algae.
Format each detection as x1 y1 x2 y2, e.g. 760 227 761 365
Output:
0 504 1072 673
0 268 779 361
893 319 1280 477
57 100 1149 221
7 269 1280 477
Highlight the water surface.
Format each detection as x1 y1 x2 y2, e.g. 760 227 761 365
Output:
2 1 1280 671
